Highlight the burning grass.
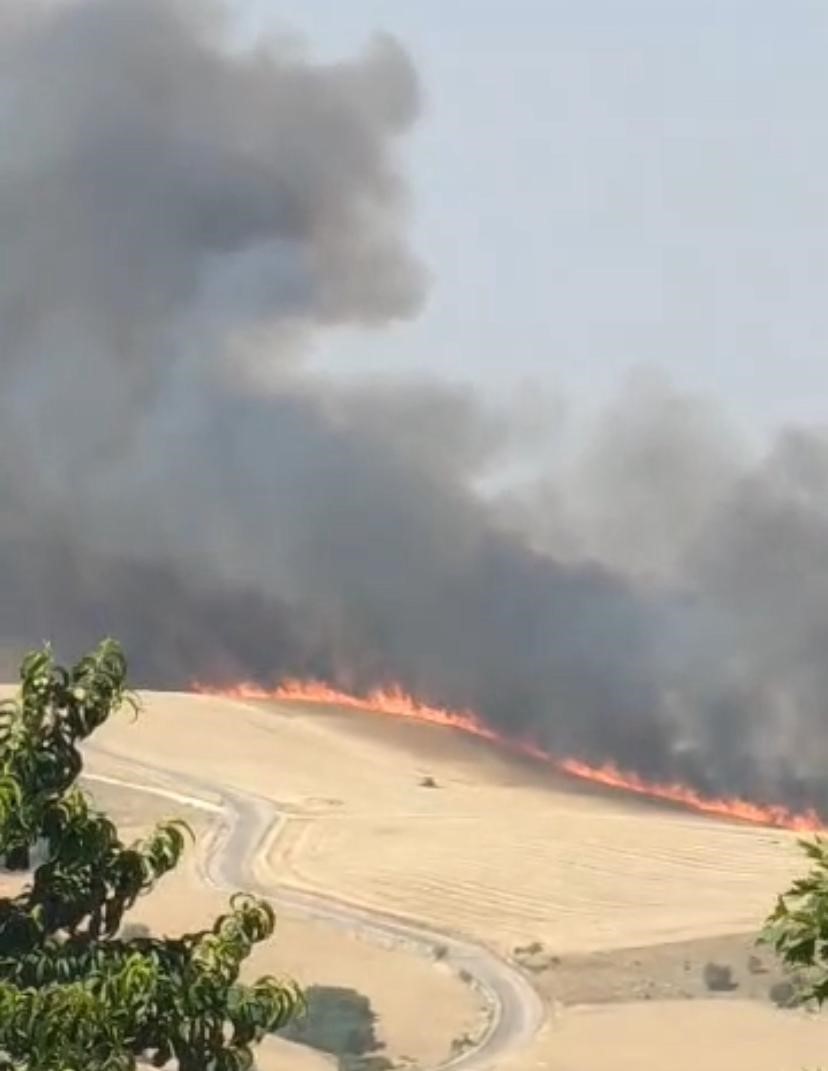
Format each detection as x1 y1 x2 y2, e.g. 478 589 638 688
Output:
192 678 823 833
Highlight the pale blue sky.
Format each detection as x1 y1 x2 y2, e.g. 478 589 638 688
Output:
241 1 828 437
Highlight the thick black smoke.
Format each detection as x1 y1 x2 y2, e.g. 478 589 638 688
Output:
1 0 826 811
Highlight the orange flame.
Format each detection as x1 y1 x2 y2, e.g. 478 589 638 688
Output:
191 677 823 832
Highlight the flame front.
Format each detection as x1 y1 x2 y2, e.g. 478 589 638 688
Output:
191 677 823 832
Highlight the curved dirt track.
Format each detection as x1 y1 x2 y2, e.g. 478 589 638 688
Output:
85 743 544 1071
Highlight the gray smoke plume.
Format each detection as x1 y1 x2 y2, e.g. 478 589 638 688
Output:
1 0 826 814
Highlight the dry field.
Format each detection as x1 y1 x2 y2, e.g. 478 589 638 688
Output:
78 771 485 1071
91 691 803 955
8 687 828 1069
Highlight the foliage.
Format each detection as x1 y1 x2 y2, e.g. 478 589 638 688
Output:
0 639 302 1070
761 834 828 1007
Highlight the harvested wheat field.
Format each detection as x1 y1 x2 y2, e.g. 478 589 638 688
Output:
76 772 486 1071
80 690 828 1070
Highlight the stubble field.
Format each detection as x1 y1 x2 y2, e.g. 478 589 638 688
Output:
13 688 828 1069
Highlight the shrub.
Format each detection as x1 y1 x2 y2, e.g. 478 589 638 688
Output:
703 961 738 992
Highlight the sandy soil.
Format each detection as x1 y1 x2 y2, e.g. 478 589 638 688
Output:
511 929 800 1004
81 776 213 843
8 687 828 1068
503 999 828 1071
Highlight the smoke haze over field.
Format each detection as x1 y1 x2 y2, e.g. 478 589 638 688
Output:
2 0 828 810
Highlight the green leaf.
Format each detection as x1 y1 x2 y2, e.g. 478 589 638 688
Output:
0 638 302 1069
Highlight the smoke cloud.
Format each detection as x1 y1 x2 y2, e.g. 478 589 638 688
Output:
2 0 826 812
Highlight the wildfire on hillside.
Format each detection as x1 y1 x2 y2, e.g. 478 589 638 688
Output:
191 678 824 833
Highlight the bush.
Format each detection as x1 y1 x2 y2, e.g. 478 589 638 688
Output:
769 980 799 1008
703 961 738 992
450 1032 476 1055
514 941 543 956
762 835 828 1007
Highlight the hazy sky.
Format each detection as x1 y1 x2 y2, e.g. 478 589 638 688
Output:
241 1 828 437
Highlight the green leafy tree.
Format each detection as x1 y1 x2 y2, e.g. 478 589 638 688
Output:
0 639 302 1070
761 834 828 1007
